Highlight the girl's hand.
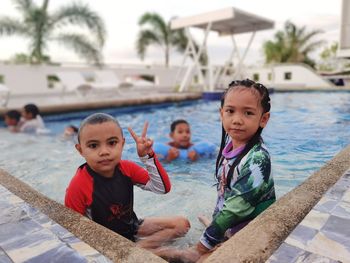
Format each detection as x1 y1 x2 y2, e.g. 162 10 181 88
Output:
128 122 153 157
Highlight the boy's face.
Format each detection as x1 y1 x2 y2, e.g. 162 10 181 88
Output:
4 116 18 126
170 123 191 148
75 121 125 178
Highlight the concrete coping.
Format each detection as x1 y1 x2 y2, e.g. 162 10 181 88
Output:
1 144 350 262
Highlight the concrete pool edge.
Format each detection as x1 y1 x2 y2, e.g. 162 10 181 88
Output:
205 144 350 263
0 92 202 116
0 169 165 263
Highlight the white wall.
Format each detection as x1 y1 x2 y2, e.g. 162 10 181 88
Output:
248 64 333 89
0 64 183 96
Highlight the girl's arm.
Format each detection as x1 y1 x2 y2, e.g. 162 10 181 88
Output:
200 150 275 249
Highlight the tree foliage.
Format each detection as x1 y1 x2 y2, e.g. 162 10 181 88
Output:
136 12 207 67
263 21 324 68
0 0 106 64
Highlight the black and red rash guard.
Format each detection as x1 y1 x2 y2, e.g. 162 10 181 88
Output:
65 154 171 241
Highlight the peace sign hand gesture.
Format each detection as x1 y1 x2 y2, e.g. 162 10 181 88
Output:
128 122 154 157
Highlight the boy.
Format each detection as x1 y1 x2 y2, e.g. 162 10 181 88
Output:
20 103 46 133
65 113 189 249
4 109 21 132
167 119 197 162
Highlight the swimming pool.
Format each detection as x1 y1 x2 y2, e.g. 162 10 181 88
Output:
1 91 350 245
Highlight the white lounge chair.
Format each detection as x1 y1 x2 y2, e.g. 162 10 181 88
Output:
95 70 120 86
0 84 10 107
57 71 122 97
56 72 93 97
95 70 134 89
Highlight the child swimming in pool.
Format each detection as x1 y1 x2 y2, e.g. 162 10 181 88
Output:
154 119 216 162
4 109 21 132
166 119 197 162
157 79 276 262
20 103 46 133
65 113 190 250
62 125 78 139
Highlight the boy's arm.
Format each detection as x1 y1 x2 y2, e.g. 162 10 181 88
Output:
121 153 171 194
126 123 171 193
64 168 91 216
139 151 171 193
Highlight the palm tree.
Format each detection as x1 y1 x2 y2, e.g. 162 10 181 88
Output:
263 21 324 68
136 12 207 67
0 0 106 64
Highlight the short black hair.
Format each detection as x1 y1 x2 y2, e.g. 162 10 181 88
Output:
5 110 21 121
78 113 122 143
24 103 40 118
68 125 79 133
170 119 189 133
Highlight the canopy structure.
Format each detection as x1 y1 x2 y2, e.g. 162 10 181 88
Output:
338 0 350 58
171 7 274 91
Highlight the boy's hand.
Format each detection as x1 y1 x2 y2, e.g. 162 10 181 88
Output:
128 122 153 157
187 150 198 161
166 147 179 162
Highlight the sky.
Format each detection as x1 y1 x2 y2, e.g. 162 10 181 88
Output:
0 0 343 66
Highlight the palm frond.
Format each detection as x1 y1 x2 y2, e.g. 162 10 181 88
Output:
138 12 168 45
170 28 187 52
301 39 326 54
51 3 106 46
136 30 162 59
299 29 324 48
12 0 36 16
0 17 28 36
54 33 102 65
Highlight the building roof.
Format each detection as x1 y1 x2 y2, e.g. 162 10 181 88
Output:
170 7 274 35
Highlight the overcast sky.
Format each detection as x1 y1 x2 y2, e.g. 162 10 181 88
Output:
0 0 343 66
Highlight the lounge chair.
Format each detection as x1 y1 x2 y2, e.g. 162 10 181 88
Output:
56 72 93 97
95 70 134 89
57 71 123 97
0 84 10 107
94 70 120 86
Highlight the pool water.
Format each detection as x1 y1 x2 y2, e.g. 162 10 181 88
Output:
1 91 350 245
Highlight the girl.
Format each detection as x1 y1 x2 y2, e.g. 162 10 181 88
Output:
157 79 276 262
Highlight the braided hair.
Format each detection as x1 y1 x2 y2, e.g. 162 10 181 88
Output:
215 79 271 188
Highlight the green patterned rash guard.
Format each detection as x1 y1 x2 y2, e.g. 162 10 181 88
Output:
200 141 276 249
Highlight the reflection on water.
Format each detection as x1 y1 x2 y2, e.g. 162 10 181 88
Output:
1 91 350 243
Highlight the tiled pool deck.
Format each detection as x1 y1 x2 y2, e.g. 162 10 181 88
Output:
268 170 350 263
0 184 111 263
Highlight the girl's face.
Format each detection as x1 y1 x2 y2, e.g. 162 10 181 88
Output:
220 88 270 148
170 123 191 148
22 110 33 120
75 121 125 178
